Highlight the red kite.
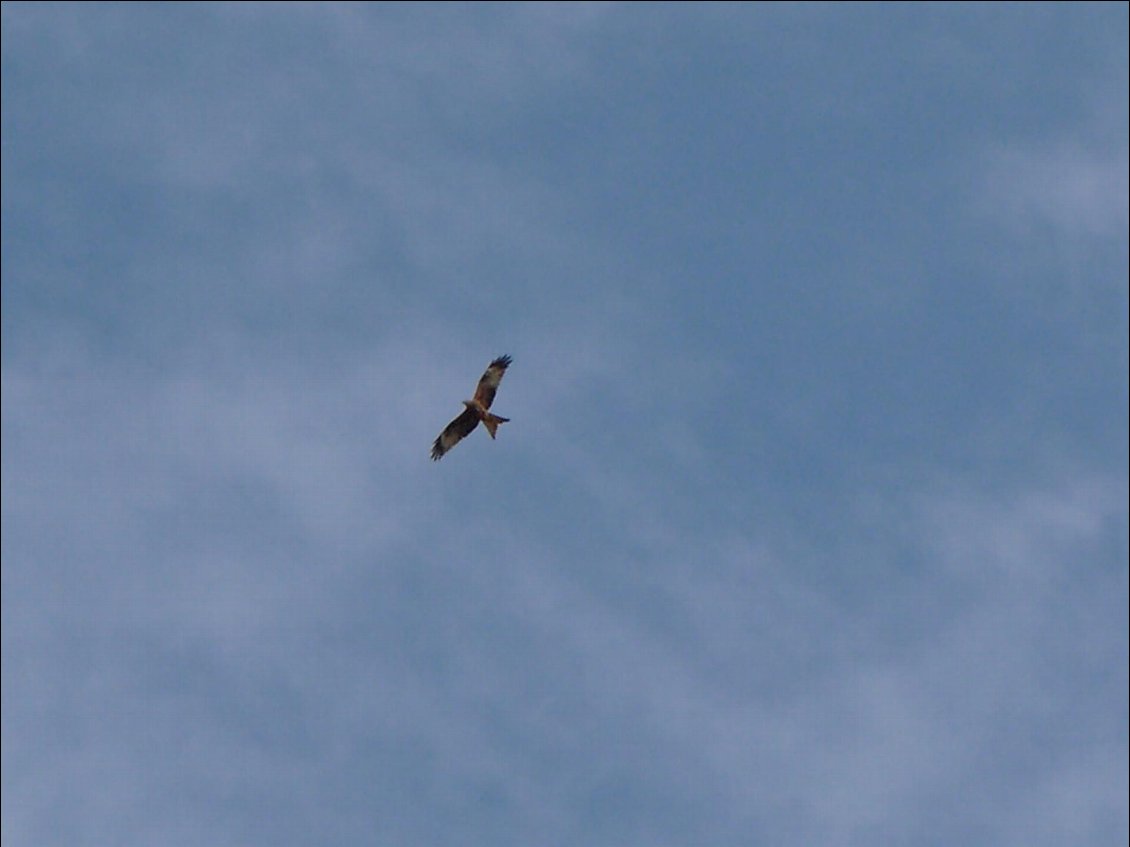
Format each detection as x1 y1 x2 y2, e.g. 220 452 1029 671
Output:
431 355 512 460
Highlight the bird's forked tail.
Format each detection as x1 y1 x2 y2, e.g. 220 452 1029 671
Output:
482 413 509 439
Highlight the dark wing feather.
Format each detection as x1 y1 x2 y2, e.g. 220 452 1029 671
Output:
431 407 479 460
472 354 512 409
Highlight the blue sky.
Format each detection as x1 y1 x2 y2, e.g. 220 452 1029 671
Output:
2 4 1127 845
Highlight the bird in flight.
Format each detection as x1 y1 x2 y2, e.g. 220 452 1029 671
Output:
430 355 512 460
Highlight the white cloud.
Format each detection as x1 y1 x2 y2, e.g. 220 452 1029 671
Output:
981 142 1129 244
4 327 1126 846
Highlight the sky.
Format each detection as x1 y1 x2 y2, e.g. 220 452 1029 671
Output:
2 3 1127 846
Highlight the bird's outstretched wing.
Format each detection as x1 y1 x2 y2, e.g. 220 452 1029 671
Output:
472 355 512 409
431 406 479 461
